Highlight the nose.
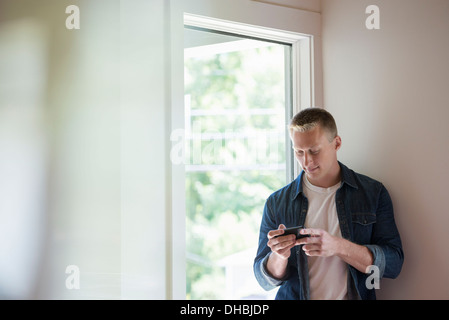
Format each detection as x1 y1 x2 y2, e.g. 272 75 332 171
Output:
304 152 312 167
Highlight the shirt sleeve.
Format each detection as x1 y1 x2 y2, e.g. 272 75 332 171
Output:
369 184 404 279
260 253 287 286
365 244 386 278
253 198 287 291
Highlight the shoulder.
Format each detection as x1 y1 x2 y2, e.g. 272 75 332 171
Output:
267 175 300 204
340 162 385 193
354 170 383 187
340 163 394 210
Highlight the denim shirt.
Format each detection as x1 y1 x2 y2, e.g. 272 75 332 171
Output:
253 162 404 300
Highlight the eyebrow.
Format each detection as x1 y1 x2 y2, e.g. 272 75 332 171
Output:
292 145 319 151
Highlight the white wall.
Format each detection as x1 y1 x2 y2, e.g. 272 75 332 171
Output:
322 0 449 299
120 0 171 299
0 0 171 299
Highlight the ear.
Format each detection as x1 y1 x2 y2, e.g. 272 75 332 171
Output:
334 136 342 151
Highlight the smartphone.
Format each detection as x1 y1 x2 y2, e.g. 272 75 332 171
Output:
275 226 310 239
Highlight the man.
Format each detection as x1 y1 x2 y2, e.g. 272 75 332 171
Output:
254 108 403 300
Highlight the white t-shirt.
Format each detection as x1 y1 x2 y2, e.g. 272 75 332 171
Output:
303 175 348 300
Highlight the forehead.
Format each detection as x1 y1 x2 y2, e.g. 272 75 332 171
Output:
290 125 328 149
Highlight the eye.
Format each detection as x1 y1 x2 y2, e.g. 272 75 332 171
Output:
294 149 304 156
311 150 320 155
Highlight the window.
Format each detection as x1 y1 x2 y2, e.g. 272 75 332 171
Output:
183 18 302 299
168 5 319 298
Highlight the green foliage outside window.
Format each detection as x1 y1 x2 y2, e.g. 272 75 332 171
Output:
185 45 287 299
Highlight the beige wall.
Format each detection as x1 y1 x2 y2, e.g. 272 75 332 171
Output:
321 0 449 299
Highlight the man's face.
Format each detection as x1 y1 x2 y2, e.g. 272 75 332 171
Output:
290 125 341 187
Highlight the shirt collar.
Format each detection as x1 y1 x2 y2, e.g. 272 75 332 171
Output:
339 161 358 189
291 161 358 200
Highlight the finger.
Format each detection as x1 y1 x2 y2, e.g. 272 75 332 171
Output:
296 234 322 247
277 244 296 257
268 229 284 239
267 224 287 239
295 237 309 245
274 240 297 257
302 244 321 256
300 228 321 237
302 243 321 251
268 234 296 249
303 249 321 256
277 240 297 252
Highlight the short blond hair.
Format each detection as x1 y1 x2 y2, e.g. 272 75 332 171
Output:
289 108 338 142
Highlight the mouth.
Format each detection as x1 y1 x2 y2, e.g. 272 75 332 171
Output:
306 166 319 173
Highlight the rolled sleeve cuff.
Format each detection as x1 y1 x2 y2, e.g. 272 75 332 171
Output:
260 253 287 288
365 244 386 278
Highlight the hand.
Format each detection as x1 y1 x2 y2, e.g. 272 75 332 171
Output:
297 228 342 257
267 224 297 260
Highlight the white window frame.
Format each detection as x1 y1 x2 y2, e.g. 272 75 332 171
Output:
169 0 322 299
184 12 313 115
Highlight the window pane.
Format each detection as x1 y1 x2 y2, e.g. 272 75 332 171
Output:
184 27 290 299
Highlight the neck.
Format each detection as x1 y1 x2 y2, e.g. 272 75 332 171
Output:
307 162 341 188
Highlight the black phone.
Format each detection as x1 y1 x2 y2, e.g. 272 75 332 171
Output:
275 226 310 239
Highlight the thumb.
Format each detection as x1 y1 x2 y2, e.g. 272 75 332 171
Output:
279 224 286 230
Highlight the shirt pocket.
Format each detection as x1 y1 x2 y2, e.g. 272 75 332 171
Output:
351 212 376 244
